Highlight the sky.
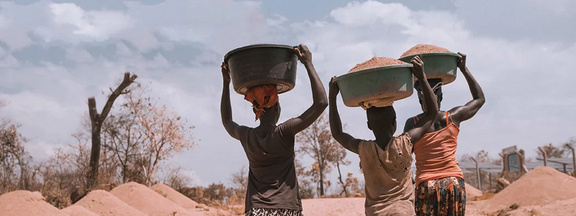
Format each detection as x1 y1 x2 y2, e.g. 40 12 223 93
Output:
1 0 575 189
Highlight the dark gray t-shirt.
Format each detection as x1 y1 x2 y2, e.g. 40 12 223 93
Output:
237 119 302 210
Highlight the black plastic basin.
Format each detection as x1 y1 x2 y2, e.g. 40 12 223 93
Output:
224 44 298 95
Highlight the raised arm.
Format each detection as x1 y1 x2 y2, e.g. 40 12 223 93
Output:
329 77 361 154
288 44 329 134
220 63 244 140
449 53 485 124
407 56 439 143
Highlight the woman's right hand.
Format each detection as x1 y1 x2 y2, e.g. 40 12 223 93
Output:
410 56 425 79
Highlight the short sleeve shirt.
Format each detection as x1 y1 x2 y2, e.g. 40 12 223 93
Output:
237 119 302 210
358 133 416 216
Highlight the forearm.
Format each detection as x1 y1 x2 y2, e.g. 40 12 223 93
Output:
460 66 485 101
220 81 233 124
305 62 328 106
329 94 344 136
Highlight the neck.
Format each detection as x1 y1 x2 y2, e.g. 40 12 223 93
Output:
258 118 276 128
374 133 393 147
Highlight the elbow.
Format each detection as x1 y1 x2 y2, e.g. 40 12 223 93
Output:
478 97 486 106
315 99 329 111
332 134 344 145
319 100 329 110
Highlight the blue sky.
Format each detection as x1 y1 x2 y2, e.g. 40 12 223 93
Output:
1 0 575 189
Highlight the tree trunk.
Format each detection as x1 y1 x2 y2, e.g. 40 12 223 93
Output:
86 72 137 190
86 115 101 189
319 165 324 197
336 160 349 197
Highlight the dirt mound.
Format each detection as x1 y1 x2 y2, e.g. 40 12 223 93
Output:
61 205 99 216
110 182 193 216
74 190 146 216
484 166 576 211
151 183 199 211
465 183 483 199
507 197 576 216
400 44 451 57
0 190 67 216
349 57 407 73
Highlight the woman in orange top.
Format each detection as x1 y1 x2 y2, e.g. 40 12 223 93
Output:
403 53 485 216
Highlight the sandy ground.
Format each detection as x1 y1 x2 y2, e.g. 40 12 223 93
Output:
302 198 365 216
2 166 575 216
303 197 576 216
465 198 576 216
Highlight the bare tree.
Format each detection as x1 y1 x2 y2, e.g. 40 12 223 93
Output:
297 114 344 197
101 106 144 183
0 121 32 194
124 88 194 186
297 114 330 197
331 141 352 197
86 72 137 189
162 166 192 190
460 150 498 164
536 143 569 158
294 158 315 199
230 166 248 192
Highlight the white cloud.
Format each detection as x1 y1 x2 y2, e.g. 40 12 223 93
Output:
330 1 415 29
49 3 134 41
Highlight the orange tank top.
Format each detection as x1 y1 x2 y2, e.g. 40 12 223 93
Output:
413 112 463 186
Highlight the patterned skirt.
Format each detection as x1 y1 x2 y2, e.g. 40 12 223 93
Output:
415 177 466 216
245 208 304 216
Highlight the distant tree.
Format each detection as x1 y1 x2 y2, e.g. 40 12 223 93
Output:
162 166 191 190
296 114 337 197
230 166 248 192
330 137 352 197
0 121 33 194
203 183 227 201
124 88 194 186
100 104 144 183
294 158 315 199
536 143 569 158
460 150 491 163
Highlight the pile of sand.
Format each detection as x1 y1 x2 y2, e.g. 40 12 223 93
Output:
400 44 451 58
349 57 407 73
465 183 483 199
61 205 99 216
73 190 146 216
0 190 67 216
483 166 576 211
151 183 199 211
110 182 193 216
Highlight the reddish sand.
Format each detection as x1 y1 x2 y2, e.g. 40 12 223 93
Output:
73 190 146 216
400 44 452 57
0 190 67 216
152 183 199 211
348 57 407 73
465 183 483 199
110 182 193 216
481 166 576 212
61 205 99 216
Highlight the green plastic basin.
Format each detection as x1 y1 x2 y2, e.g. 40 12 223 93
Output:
399 52 460 85
336 64 414 107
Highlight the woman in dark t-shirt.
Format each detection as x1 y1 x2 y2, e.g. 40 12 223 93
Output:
220 44 328 216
